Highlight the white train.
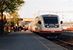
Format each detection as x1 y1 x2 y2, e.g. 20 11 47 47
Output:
28 14 63 35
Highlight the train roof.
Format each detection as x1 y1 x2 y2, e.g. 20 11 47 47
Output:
41 14 58 17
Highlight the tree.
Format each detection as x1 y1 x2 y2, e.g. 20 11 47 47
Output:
0 0 24 34
10 11 20 26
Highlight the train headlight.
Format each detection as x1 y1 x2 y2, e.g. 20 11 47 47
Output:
57 25 59 27
45 25 49 28
55 26 57 27
55 25 59 28
47 26 49 28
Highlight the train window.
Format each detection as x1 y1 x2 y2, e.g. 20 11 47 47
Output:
43 17 58 24
38 21 41 24
60 21 63 24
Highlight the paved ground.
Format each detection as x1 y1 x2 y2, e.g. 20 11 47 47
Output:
0 31 67 50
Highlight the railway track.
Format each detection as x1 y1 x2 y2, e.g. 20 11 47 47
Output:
36 32 73 50
47 35 73 50
57 39 73 46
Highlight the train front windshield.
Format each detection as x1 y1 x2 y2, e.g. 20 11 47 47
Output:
43 15 58 24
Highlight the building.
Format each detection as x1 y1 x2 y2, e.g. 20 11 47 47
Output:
19 18 33 26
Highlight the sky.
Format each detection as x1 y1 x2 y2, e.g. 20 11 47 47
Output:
18 0 73 22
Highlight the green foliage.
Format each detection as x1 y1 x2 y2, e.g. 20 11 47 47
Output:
10 11 20 25
0 0 24 13
0 0 24 33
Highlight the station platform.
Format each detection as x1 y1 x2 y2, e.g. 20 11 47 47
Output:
0 32 67 50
